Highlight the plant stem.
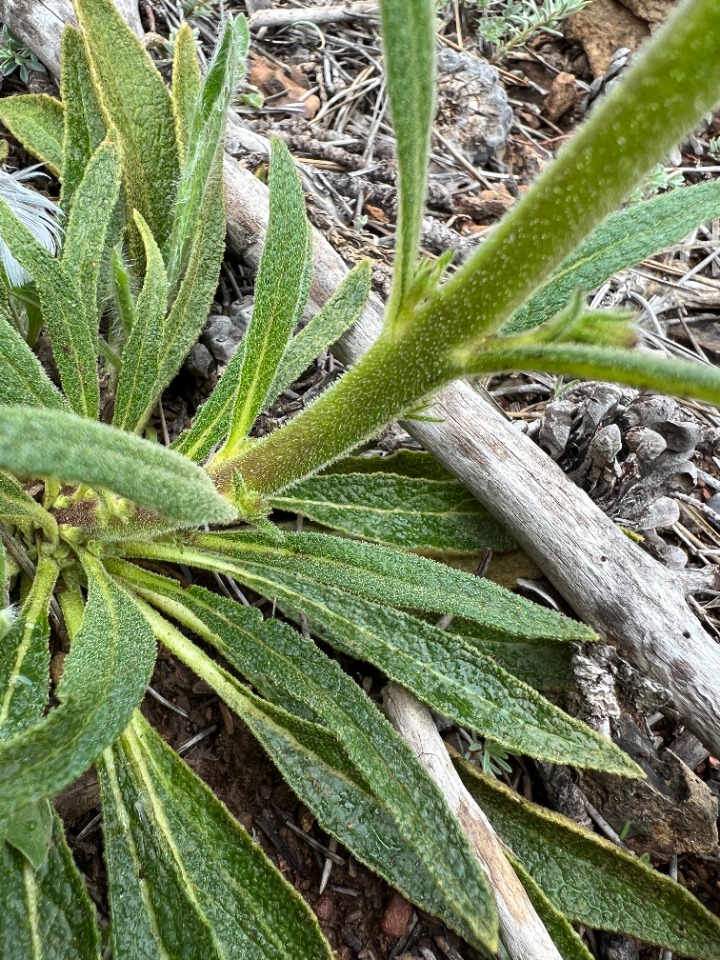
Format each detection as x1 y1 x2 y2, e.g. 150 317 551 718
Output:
230 0 720 495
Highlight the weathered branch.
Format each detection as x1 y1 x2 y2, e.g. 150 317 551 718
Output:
248 2 378 31
384 684 563 960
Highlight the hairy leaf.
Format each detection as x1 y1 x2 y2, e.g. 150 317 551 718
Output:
463 341 720 409
269 471 516 553
0 199 99 418
0 556 156 819
321 449 455 481
0 405 237 525
171 530 594 642
0 96 64 177
0 472 57 543
136 597 500 954
99 711 333 960
267 260 372 406
0 813 101 960
206 561 637 774
171 24 201 163
60 26 107 214
165 14 248 291
0 557 56 742
221 139 312 453
379 0 435 330
113 212 168 432
455 756 720 958
61 140 122 350
505 180 720 334
74 0 180 249
510 857 593 960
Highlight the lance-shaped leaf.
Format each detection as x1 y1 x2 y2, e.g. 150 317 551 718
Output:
175 261 370 463
0 96 64 177
197 559 638 774
171 23 201 162
170 530 594 641
113 212 168 433
137 598 500 954
74 0 179 249
504 180 720 334
510 857 593 960
461 340 720 409
1 812 101 960
0 405 237 525
60 26 107 214
322 449 455 481
164 14 249 291
99 712 333 960
220 139 312 455
0 472 57 544
0 199 99 418
0 556 156 819
0 312 64 410
269 471 516 553
5 800 53 870
455 755 720 959
379 0 435 331
61 139 122 350
266 260 372 406
135 166 227 433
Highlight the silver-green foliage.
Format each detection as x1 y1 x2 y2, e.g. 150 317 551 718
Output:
0 0 720 957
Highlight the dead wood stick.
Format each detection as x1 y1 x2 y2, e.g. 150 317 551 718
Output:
248 2 378 31
384 684 563 960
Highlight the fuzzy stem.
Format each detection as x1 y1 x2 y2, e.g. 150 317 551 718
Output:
229 0 720 495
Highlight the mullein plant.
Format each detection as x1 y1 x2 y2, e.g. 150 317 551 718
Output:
0 0 720 956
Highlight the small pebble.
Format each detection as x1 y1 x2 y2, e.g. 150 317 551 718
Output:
380 891 413 939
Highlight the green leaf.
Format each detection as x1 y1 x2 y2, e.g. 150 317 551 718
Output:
0 812 101 960
0 472 58 543
504 180 720 334
135 595 500 954
462 341 720 409
0 96 64 178
175 530 594 642
266 260 372 406
0 557 57 742
74 0 180 249
0 405 237 526
321 449 455 481
0 555 156 819
0 199 99 418
455 755 720 959
171 23 202 163
0 312 65 410
379 0 435 331
113 212 168 433
5 800 53 870
220 139 312 454
268 470 516 553
60 139 122 351
99 711 333 960
164 14 248 291
59 26 107 215
509 857 593 960
204 559 638 774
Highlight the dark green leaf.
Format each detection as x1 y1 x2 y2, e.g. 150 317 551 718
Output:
0 405 237 525
74 0 180 249
99 711 333 960
0 812 101 960
0 555 156 819
0 309 69 412
59 26 107 214
5 800 53 870
505 181 720 334
455 755 720 959
133 592 499 955
0 96 64 177
321 450 455 481
269 470 516 553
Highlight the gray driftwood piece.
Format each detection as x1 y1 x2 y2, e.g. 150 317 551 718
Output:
0 0 142 74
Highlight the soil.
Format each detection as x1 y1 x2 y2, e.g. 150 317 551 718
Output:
3 0 720 957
